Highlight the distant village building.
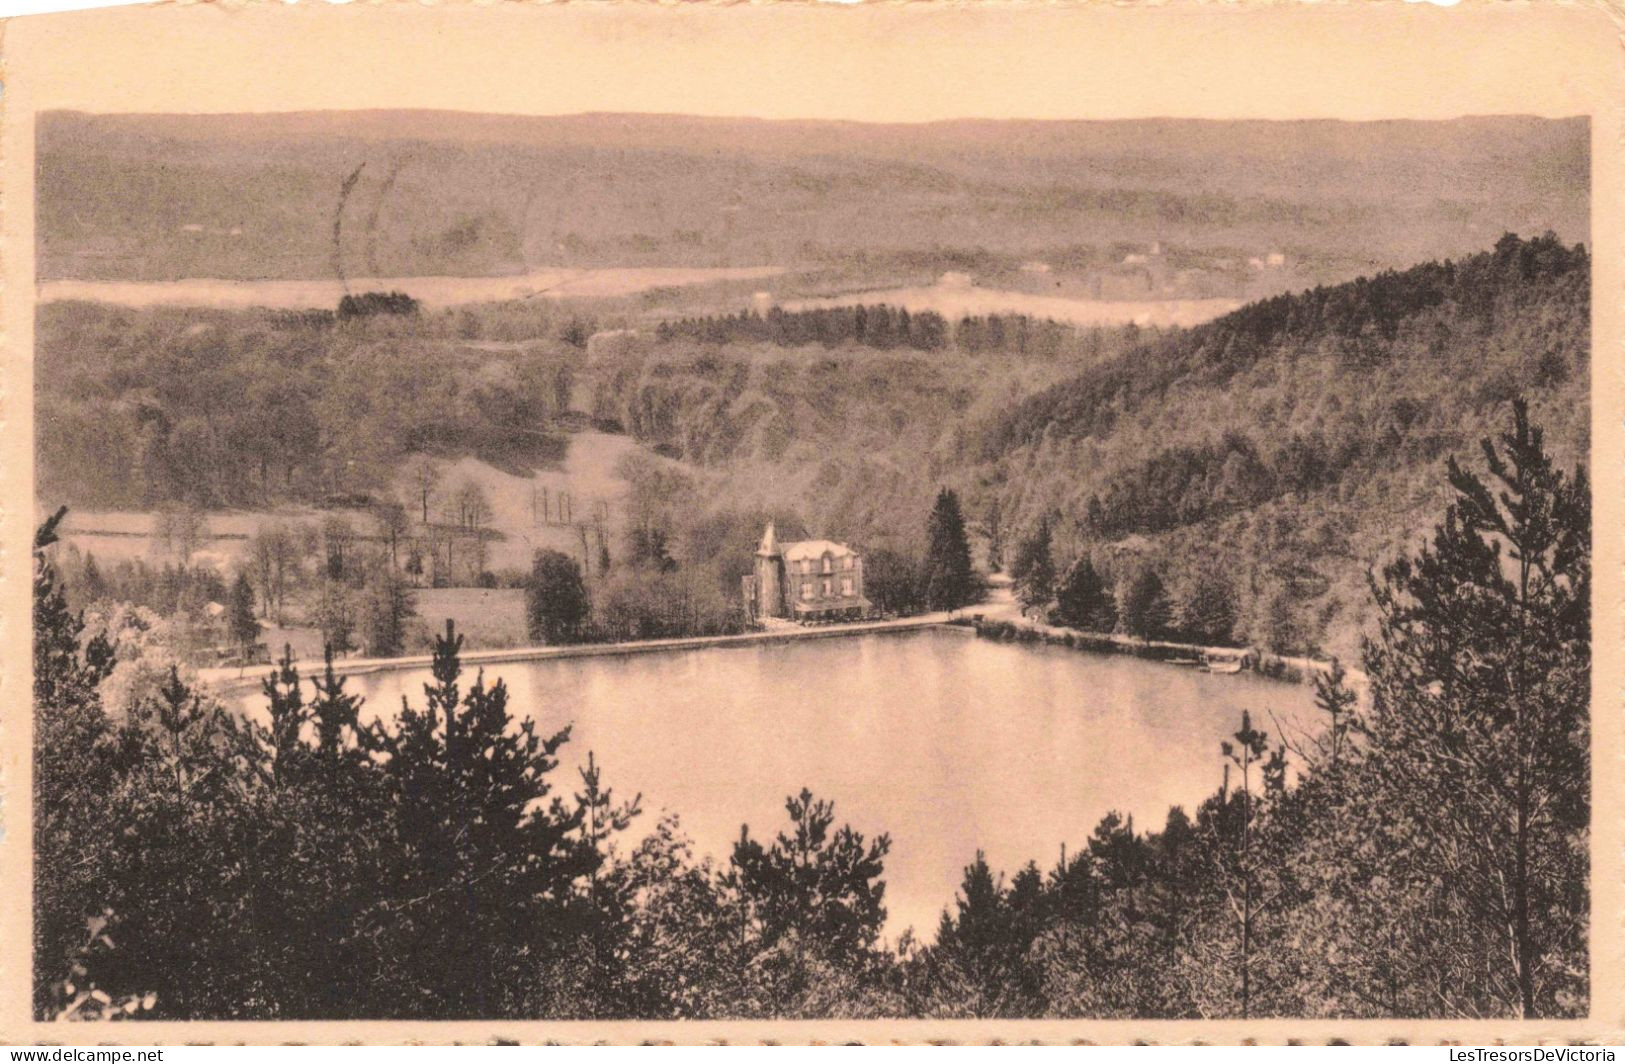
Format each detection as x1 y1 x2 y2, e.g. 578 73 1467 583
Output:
742 523 868 623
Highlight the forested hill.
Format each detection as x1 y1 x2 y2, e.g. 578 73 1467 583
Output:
967 232 1590 659
984 232 1587 459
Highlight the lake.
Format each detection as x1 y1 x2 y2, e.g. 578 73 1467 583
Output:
37 266 786 310
780 284 1241 330
331 627 1314 940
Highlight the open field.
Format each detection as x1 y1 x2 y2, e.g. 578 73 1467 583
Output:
412 587 529 649
405 429 647 575
50 429 653 582
53 506 373 569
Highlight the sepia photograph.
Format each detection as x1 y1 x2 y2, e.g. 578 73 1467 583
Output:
3 0 1621 1045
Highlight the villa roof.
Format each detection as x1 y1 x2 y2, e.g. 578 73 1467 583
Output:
782 539 857 561
757 522 779 556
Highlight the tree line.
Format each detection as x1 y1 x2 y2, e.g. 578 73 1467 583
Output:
35 302 579 511
655 304 1099 359
1007 515 1243 648
518 486 984 646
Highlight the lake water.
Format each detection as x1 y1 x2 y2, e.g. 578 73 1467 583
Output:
333 628 1313 939
781 284 1240 329
38 266 786 310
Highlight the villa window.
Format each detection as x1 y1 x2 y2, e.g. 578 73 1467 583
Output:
841 577 854 596
822 579 832 596
822 556 832 573
844 556 853 570
801 582 812 600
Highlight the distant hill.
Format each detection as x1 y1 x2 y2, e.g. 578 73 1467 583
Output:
38 111 1587 291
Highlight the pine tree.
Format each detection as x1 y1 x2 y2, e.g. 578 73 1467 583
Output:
926 853 1046 1016
376 621 597 1017
727 788 891 1012
82 552 107 604
922 488 975 611
227 572 260 657
33 508 119 1019
1011 516 1056 616
526 549 590 644
359 563 414 658
1310 659 1358 767
1217 710 1281 1019
573 752 643 1016
253 645 391 1017
1173 563 1238 645
261 646 308 781
1119 566 1173 640
1359 399 1589 1018
1054 555 1117 632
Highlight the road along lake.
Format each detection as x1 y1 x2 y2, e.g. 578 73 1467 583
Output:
297 627 1316 939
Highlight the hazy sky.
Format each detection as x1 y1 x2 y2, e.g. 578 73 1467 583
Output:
3 4 1611 123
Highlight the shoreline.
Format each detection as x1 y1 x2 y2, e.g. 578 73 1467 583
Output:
198 613 967 696
960 614 1366 691
199 603 1361 700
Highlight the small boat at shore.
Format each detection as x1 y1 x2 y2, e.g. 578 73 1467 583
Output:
1203 658 1245 675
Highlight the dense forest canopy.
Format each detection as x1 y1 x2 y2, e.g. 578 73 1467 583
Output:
34 302 581 510
954 233 1590 657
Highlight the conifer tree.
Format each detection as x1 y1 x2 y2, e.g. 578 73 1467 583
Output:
227 572 260 658
1011 516 1056 615
1054 556 1117 632
572 752 643 1016
1120 566 1173 640
359 562 414 658
377 621 597 1017
1217 710 1280 1019
922 488 975 611
82 552 107 604
731 789 897 974
1310 659 1358 768
33 508 119 1018
1360 398 1589 1018
261 646 308 781
526 548 590 644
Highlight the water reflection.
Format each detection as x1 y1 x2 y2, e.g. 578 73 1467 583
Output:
343 628 1314 939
